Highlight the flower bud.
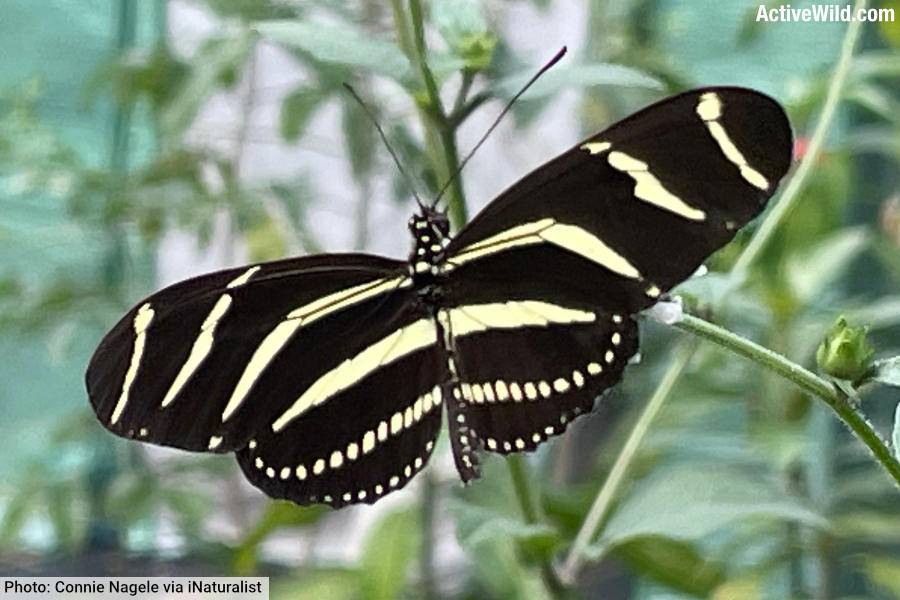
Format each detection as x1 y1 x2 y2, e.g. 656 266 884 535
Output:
816 316 874 382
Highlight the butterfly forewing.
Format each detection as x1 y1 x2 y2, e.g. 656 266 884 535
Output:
86 254 409 452
446 87 792 314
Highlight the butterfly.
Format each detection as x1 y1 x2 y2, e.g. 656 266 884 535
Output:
86 86 792 508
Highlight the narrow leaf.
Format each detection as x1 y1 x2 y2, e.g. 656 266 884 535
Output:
160 31 254 137
613 536 726 597
586 465 826 561
255 20 410 79
341 97 376 178
785 227 870 303
448 498 559 551
358 507 421 600
280 87 324 141
270 568 359 600
863 556 900 596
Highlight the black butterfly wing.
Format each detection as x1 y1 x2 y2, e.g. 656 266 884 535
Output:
445 87 793 314
235 327 446 507
440 87 791 455
441 303 638 460
87 254 414 453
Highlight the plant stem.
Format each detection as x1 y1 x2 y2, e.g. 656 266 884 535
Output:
390 0 449 202
678 314 834 399
674 314 900 487
558 342 697 583
508 454 539 522
732 0 868 274
406 0 469 227
420 470 438 600
409 0 444 122
451 70 475 117
507 454 566 599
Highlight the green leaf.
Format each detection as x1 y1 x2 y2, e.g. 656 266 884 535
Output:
447 498 549 600
863 556 900 596
711 574 763 600
255 20 411 80
160 487 211 541
785 227 870 303
613 536 726 597
877 13 900 48
848 81 900 125
0 479 39 546
341 97 376 179
846 125 900 156
160 31 255 138
448 499 560 557
269 178 323 253
205 0 299 21
270 568 360 600
234 500 327 574
873 356 900 388
358 506 421 600
586 465 826 561
280 87 325 141
45 482 77 552
493 62 662 99
245 213 288 262
106 469 161 526
847 295 900 331
853 50 900 79
834 511 900 544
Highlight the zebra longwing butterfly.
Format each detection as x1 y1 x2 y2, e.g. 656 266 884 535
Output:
87 87 792 508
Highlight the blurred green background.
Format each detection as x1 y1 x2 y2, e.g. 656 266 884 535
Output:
1 0 899 598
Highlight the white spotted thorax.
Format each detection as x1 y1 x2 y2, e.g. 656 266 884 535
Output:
408 208 451 280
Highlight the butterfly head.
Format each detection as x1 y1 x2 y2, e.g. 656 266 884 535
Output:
408 206 450 241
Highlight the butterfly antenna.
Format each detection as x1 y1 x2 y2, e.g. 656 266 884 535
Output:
342 83 426 210
431 46 567 210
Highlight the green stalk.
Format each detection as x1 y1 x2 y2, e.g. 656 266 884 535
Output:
558 343 696 583
674 314 900 487
420 470 438 600
507 454 566 599
389 0 448 208
732 0 868 274
407 0 468 227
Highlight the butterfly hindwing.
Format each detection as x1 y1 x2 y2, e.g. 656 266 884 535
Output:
236 337 446 508
86 254 411 453
445 87 792 314
442 301 638 455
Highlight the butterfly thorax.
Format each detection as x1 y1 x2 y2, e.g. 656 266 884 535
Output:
407 209 450 289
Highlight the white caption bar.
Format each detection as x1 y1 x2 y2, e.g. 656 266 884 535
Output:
1 577 268 600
